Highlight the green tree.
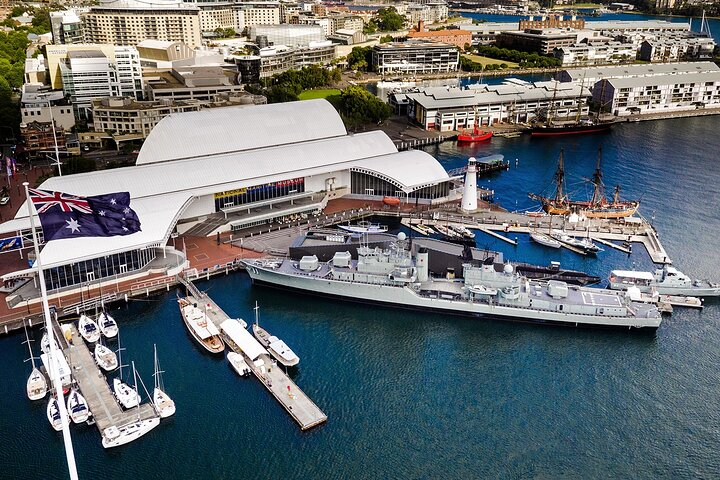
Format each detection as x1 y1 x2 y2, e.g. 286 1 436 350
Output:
337 86 391 128
347 46 373 71
213 27 236 38
379 35 394 43
375 7 405 32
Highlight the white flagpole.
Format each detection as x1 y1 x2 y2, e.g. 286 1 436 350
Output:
23 182 79 480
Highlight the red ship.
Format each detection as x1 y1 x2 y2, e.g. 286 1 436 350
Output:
457 126 492 142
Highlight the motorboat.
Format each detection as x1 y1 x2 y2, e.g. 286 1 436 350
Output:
95 342 118 372
551 230 603 254
152 345 175 418
408 222 434 236
227 352 251 377
449 225 476 239
251 303 300 367
530 232 562 248
47 396 66 431
178 297 225 354
78 314 101 343
467 284 498 296
102 418 160 449
337 221 388 234
66 388 90 424
98 312 118 338
23 323 47 401
609 267 720 297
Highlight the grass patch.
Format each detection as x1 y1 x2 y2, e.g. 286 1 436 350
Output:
462 54 519 68
298 89 341 100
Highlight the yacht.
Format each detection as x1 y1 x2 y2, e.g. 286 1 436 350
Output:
40 331 59 355
113 336 140 409
152 345 175 418
66 388 90 424
95 342 118 372
98 312 119 338
337 221 388 234
102 418 160 449
530 232 561 249
78 314 101 343
449 224 476 240
609 267 720 297
243 234 661 329
551 230 603 254
252 303 299 367
178 297 225 354
228 352 252 377
23 323 47 401
47 396 66 431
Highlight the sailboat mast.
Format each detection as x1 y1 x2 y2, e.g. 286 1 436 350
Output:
590 147 605 206
254 301 259 326
554 149 566 203
23 321 36 369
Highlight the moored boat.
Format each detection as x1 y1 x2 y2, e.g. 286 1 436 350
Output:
530 232 561 249
457 126 493 142
95 342 118 372
23 323 47 401
227 352 252 377
609 267 720 297
178 297 225 354
40 331 59 355
337 221 388 234
98 312 118 338
114 377 140 409
550 229 603 254
152 344 175 418
67 388 90 424
530 121 612 136
251 303 299 367
47 396 66 431
78 314 101 343
528 148 639 219
102 418 160 449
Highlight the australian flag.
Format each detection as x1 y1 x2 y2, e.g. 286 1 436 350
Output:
29 188 141 242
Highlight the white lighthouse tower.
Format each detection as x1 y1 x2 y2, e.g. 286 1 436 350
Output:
461 157 478 212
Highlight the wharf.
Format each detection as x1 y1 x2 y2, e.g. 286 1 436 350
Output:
59 322 158 434
178 278 327 430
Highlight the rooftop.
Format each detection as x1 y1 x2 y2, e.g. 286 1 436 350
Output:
562 61 720 80
605 70 720 88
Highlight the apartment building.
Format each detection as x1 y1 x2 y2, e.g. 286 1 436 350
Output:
234 43 336 79
234 2 281 28
82 5 202 48
249 24 325 47
554 41 636 66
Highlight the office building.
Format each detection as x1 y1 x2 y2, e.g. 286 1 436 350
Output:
372 41 459 76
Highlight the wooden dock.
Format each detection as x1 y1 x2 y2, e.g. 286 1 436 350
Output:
179 278 327 430
59 322 158 434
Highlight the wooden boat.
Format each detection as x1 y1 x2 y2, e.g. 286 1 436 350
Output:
457 126 492 142
528 148 639 219
178 297 225 354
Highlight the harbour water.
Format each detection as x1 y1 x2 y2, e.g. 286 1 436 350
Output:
1 116 719 478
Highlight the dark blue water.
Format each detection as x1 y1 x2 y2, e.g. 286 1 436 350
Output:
1 116 719 479
461 11 720 43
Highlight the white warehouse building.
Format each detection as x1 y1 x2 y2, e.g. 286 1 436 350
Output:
0 100 452 299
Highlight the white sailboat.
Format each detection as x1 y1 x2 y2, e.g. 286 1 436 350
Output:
95 341 118 372
23 322 47 401
530 231 562 249
152 345 175 418
47 396 66 431
113 334 140 409
66 388 90 424
41 330 59 355
97 311 118 338
78 314 101 343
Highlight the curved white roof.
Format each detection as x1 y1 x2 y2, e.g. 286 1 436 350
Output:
136 99 347 165
352 150 451 192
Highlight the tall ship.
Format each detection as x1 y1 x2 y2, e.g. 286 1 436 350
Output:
530 80 612 136
528 148 639 219
243 235 661 330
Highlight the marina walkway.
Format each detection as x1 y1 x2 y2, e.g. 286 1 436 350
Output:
178 277 327 430
60 322 157 433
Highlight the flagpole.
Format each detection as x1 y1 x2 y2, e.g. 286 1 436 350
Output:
23 182 79 480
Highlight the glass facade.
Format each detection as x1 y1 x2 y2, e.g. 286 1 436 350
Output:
214 178 305 211
44 247 156 291
350 171 449 200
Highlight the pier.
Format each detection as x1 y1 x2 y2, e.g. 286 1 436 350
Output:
178 278 327 430
57 321 158 435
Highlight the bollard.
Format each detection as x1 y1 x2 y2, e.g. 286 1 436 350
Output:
166 283 170 291
146 288 149 297
124 294 128 302
76 306 80 315
4 325 6 334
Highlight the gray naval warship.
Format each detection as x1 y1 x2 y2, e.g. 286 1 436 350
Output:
243 234 661 330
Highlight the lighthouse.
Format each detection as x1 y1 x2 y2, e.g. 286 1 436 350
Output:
461 157 478 212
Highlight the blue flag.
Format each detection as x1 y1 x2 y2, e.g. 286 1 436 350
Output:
29 188 142 242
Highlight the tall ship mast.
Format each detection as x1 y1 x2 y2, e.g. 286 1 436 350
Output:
528 147 640 218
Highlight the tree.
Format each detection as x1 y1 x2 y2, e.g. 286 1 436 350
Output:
337 86 391 128
347 46 374 72
213 27 236 38
379 35 394 44
375 7 405 32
